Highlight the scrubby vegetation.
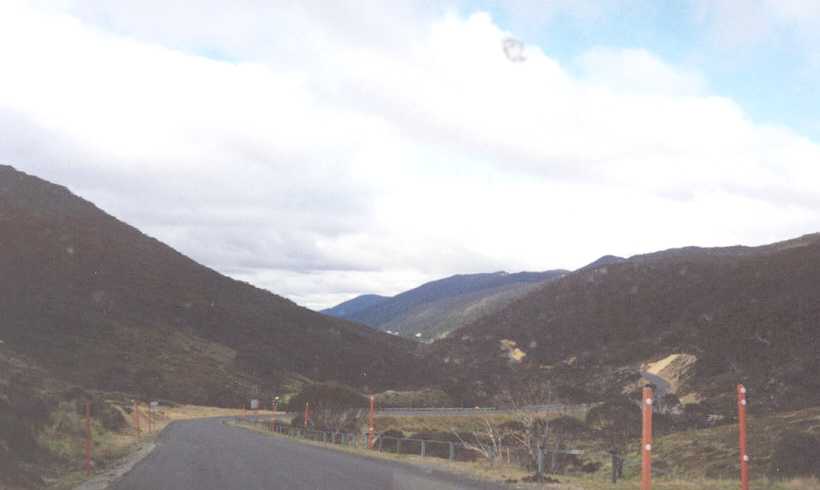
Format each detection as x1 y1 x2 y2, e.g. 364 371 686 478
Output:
0 165 430 410
0 378 131 489
768 431 820 479
433 234 820 413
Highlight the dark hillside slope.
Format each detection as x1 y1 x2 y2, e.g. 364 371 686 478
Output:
326 270 567 339
0 165 422 404
435 235 820 411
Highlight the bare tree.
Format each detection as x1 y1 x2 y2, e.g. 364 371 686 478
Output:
450 417 509 466
311 408 366 433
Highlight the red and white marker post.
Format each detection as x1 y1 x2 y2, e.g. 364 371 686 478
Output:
368 395 375 449
737 384 749 490
84 401 92 476
641 386 653 490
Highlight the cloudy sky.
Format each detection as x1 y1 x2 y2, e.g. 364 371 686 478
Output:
2 1 819 309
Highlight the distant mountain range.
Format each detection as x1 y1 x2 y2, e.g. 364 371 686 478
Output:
322 270 567 340
433 234 820 412
322 294 390 318
0 165 424 406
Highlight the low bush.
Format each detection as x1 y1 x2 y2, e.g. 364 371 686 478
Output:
285 382 368 412
768 431 820 479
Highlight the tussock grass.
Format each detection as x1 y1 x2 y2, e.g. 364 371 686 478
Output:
231 420 817 489
374 411 578 434
45 403 261 489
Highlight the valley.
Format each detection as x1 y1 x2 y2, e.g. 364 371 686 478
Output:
2 165 819 489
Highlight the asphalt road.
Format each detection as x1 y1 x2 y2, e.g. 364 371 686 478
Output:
641 371 672 398
109 418 507 490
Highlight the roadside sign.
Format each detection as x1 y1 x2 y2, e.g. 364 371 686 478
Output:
149 401 159 412
250 399 259 410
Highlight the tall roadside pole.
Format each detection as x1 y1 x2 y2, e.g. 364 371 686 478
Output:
84 401 92 476
737 384 750 490
368 395 375 449
641 386 653 490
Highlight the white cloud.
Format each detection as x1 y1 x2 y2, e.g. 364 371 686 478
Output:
692 0 820 49
576 48 707 96
1 2 819 309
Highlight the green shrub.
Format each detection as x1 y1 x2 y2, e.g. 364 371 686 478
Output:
285 382 367 412
768 431 820 479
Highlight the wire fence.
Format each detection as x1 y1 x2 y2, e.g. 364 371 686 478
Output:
236 416 583 472
376 404 592 415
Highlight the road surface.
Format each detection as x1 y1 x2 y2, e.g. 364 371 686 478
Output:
641 371 672 398
109 418 507 490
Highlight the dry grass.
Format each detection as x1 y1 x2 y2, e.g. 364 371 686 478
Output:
45 404 270 489
651 406 820 480
230 420 819 490
374 411 580 434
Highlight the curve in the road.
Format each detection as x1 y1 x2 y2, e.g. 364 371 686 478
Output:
109 418 507 490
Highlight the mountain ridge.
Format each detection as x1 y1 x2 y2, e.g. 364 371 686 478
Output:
433 233 820 411
323 269 567 339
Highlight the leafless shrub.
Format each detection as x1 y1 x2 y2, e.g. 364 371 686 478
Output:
450 417 510 466
310 408 366 433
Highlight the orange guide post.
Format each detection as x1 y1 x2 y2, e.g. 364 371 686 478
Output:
368 395 375 449
738 384 749 490
641 386 653 490
84 401 92 476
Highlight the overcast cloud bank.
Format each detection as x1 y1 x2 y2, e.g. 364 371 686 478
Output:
2 1 819 309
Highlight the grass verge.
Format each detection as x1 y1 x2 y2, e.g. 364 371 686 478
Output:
45 404 259 489
229 420 819 489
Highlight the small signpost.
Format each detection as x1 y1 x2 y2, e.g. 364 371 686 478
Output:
250 399 259 410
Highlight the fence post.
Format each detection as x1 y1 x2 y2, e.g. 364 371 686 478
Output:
379 435 383 452
536 445 544 482
641 386 654 490
397 438 402 454
368 395 375 449
84 401 92 476
738 385 749 490
610 451 618 484
421 440 426 458
449 442 455 461
132 401 140 435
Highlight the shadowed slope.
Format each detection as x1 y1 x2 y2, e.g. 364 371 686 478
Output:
0 165 424 404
